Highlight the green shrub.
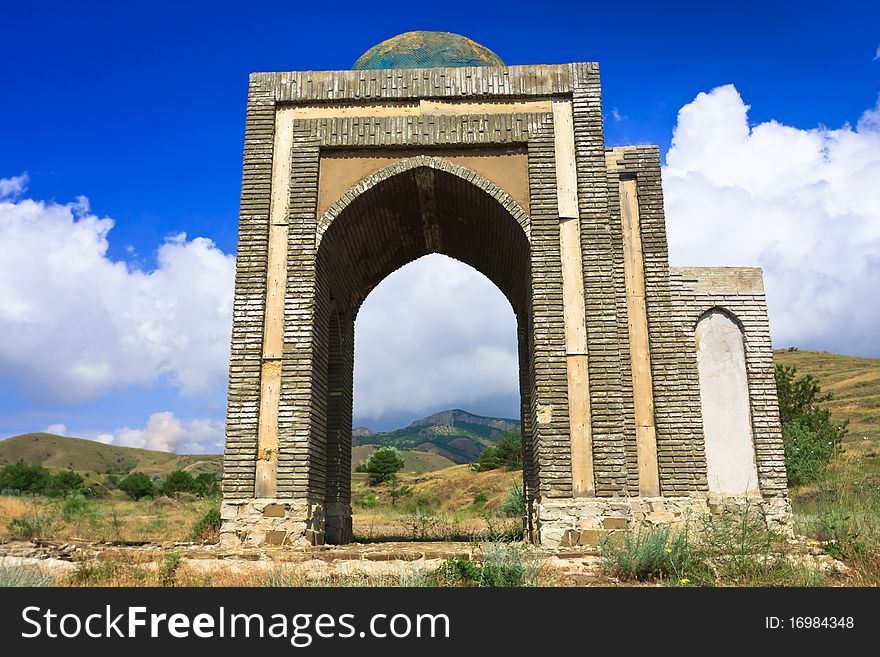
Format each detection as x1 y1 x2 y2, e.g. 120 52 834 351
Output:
356 493 377 509
159 553 182 586
0 563 54 587
429 544 540 587
501 482 525 517
480 543 540 586
471 493 488 509
494 428 523 470
6 514 54 540
783 420 839 485
685 506 785 585
600 525 690 581
776 365 847 485
193 472 220 497
386 476 412 507
601 507 825 586
430 556 483 586
60 492 98 522
0 460 51 494
190 505 221 542
470 446 499 472
795 464 880 582
160 470 197 497
47 470 85 497
118 472 154 500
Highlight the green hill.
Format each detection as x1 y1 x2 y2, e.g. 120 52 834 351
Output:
0 433 222 477
773 349 880 445
353 409 519 464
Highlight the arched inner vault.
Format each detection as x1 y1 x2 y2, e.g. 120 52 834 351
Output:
314 159 533 543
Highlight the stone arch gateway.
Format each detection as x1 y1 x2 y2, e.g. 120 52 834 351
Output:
220 32 791 548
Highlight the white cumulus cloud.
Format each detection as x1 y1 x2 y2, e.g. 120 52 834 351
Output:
354 254 519 422
664 84 880 357
96 411 224 453
0 178 236 402
0 173 28 198
45 423 67 435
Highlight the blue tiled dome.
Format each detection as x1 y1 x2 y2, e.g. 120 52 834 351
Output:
353 31 504 70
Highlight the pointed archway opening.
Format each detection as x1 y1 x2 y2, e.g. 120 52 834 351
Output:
350 253 521 541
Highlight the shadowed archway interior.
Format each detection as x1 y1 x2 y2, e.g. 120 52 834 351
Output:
313 162 533 543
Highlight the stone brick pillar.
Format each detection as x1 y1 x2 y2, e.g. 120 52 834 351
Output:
324 307 354 544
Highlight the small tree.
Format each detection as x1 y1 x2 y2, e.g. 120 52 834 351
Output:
470 445 499 472
471 428 523 472
118 472 154 500
775 364 847 485
47 469 85 497
365 447 405 485
386 475 413 507
494 428 523 470
193 472 220 497
160 470 197 497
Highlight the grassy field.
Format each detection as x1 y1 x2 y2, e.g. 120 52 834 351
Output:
0 465 525 547
0 493 217 544
774 349 880 446
773 349 880 585
350 465 523 541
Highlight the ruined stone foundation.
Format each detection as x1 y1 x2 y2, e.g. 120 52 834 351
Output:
219 499 325 548
532 495 793 547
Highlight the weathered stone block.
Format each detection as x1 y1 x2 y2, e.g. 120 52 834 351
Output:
263 503 286 518
601 517 628 530
264 531 287 545
576 529 607 546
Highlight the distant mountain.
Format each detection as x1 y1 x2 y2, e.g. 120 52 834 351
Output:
352 409 519 464
0 409 520 478
0 433 222 478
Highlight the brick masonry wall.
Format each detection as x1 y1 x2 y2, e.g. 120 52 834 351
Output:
570 63 628 496
223 75 274 499
606 146 710 496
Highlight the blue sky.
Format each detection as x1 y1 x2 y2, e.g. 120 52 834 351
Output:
1 1 879 450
